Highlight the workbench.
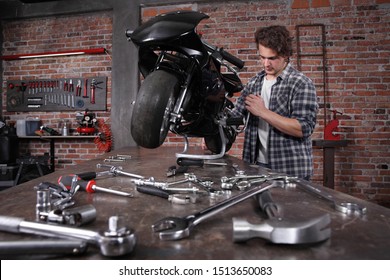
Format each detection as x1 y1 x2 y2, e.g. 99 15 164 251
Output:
0 146 389 260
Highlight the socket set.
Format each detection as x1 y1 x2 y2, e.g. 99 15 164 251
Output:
6 77 107 112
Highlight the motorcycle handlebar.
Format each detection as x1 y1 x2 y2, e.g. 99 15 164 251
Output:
219 48 245 69
202 39 245 69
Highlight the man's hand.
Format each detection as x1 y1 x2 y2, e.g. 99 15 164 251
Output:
244 94 267 117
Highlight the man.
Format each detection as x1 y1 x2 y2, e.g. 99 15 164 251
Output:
233 25 318 180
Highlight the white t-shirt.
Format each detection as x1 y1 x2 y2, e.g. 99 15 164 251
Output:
257 77 276 164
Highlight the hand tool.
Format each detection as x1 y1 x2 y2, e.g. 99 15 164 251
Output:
220 173 289 190
83 78 88 98
35 181 76 210
67 170 113 181
152 180 283 240
232 213 331 244
69 79 74 92
76 80 81 96
136 185 196 204
177 158 227 167
256 190 282 219
90 79 96 104
96 164 144 179
132 177 204 194
0 240 88 256
58 175 133 197
293 178 367 216
131 174 212 195
167 165 189 177
36 188 96 226
0 215 136 257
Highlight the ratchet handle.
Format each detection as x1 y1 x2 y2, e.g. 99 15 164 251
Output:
0 240 88 255
136 185 169 199
0 215 24 233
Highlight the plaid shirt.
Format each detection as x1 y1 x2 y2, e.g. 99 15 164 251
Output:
232 63 318 179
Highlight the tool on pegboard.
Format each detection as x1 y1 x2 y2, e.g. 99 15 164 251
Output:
6 77 107 112
324 109 343 140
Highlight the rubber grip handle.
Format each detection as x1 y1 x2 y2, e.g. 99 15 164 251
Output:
220 48 245 69
177 158 204 167
255 190 281 219
0 215 24 233
58 175 96 193
136 185 169 199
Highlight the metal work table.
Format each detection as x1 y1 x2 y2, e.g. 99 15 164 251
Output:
0 146 389 260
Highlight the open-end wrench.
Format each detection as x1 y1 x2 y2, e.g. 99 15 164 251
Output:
152 180 283 240
293 179 367 216
0 215 136 257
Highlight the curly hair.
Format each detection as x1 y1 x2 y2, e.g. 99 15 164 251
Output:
255 25 293 57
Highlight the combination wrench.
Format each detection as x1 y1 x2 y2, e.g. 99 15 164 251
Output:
293 179 367 215
152 180 283 240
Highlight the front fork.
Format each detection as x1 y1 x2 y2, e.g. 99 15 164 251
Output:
168 61 197 130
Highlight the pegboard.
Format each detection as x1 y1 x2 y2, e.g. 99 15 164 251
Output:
6 77 107 112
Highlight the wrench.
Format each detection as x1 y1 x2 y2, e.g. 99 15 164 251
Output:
152 180 283 240
0 215 136 257
96 164 144 179
293 179 367 215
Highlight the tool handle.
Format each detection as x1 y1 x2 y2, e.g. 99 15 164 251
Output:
177 158 204 167
136 185 169 199
256 190 281 219
0 215 25 233
0 240 88 256
58 175 96 193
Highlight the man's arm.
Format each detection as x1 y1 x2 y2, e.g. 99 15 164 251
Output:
244 94 303 137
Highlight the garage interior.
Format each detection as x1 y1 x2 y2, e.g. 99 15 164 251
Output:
0 0 389 260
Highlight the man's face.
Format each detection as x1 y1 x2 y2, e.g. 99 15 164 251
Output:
258 44 287 79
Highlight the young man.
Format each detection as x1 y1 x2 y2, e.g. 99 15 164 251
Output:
233 25 318 180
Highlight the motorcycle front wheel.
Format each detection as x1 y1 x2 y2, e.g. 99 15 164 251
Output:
131 70 180 148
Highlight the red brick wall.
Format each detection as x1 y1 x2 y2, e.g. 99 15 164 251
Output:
1 11 113 169
141 0 390 207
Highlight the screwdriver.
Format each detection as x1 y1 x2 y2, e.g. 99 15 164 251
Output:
58 175 133 197
177 158 227 167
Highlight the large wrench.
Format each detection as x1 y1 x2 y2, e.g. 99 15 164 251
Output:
294 179 367 215
0 215 136 257
152 180 283 240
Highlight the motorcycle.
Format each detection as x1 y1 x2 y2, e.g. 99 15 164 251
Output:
126 10 245 159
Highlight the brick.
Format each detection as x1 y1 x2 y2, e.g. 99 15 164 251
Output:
312 0 331 8
291 0 310 9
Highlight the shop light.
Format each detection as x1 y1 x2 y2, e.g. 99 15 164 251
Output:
0 48 106 60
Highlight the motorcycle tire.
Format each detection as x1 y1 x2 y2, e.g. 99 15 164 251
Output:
131 70 180 149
